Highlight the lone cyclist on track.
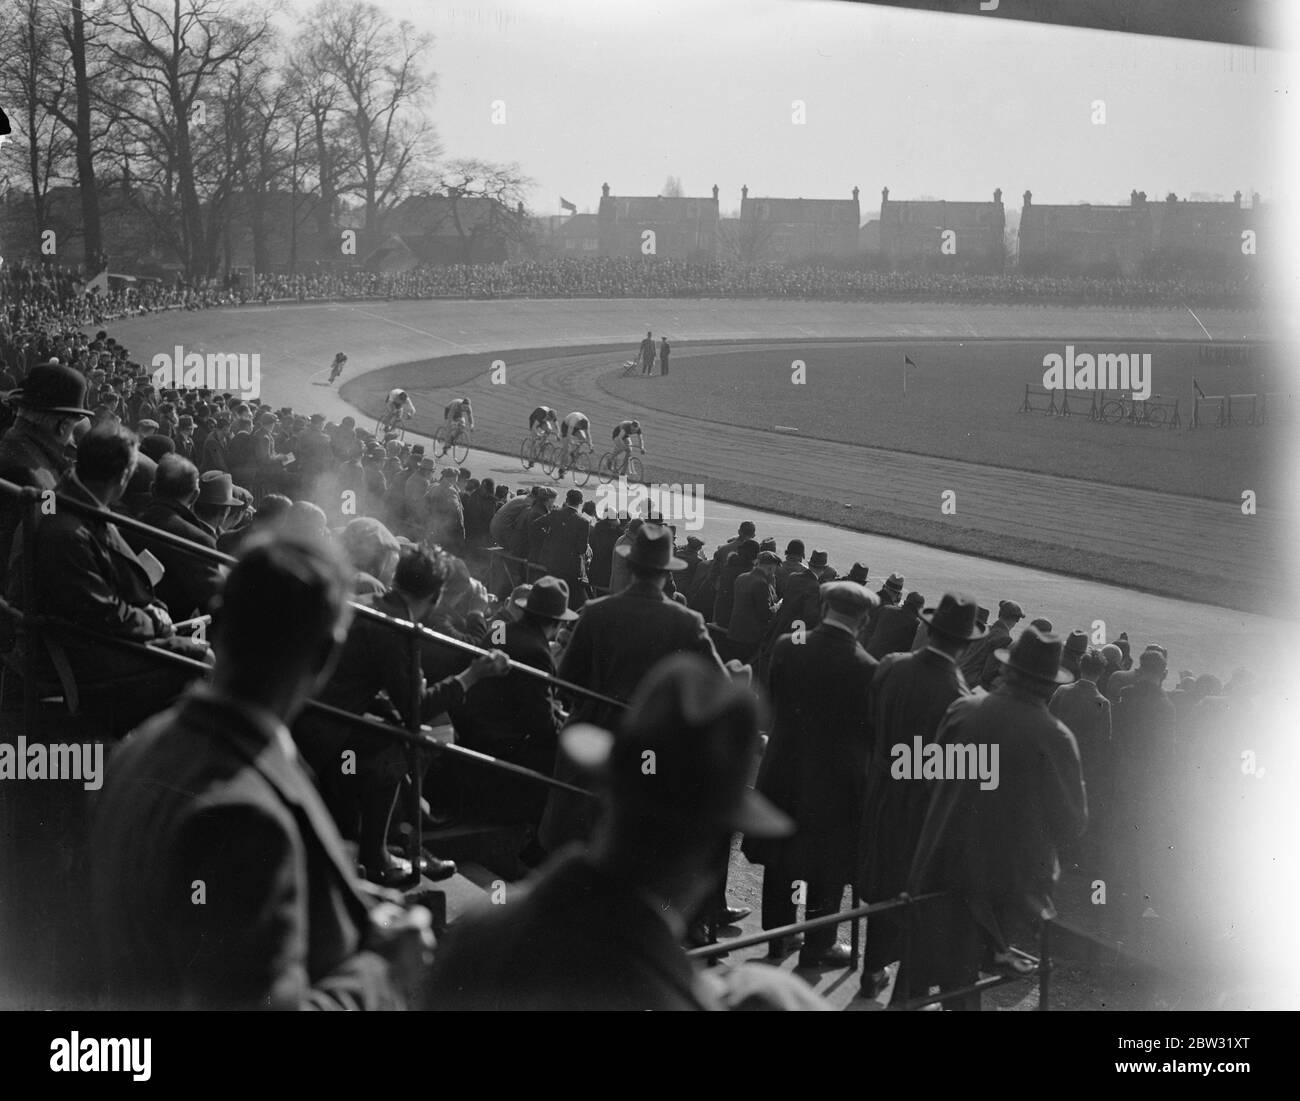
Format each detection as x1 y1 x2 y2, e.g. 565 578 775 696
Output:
439 396 475 457
556 410 590 477
328 352 348 385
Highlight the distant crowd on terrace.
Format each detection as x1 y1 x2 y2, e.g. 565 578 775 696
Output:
0 254 1261 360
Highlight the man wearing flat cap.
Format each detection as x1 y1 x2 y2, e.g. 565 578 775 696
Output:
855 593 983 1000
427 653 829 1011
744 580 878 969
905 627 1087 1008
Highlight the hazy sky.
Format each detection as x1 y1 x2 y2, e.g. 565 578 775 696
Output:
359 0 1283 215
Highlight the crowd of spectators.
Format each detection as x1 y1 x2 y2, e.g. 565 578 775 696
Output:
0 279 1273 1012
2 253 1262 350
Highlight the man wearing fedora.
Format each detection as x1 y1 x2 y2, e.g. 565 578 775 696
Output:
0 359 92 581
427 654 829 1011
725 550 781 663
193 469 249 543
450 576 576 841
745 581 879 970
539 523 724 852
855 592 983 1000
863 572 904 642
905 627 1087 1008
866 589 925 660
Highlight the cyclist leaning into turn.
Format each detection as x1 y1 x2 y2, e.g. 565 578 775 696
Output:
383 388 415 430
439 396 475 456
529 404 559 439
556 410 591 476
610 418 645 467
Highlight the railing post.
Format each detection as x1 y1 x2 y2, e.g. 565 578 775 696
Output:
406 627 424 878
897 892 914 1007
21 489 40 737
1038 920 1052 1011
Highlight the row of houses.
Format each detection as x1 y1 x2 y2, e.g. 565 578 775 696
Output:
2 182 1267 277
530 183 1266 274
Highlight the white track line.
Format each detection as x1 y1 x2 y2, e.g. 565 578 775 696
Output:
343 305 478 353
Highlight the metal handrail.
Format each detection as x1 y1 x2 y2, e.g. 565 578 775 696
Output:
0 478 628 711
0 600 596 800
687 888 1052 1011
0 476 608 882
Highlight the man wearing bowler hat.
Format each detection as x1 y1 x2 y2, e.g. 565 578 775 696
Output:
905 626 1087 1009
745 581 879 970
449 576 577 840
427 653 829 1010
855 592 984 1000
0 359 93 580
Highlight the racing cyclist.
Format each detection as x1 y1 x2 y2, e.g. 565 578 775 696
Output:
610 418 646 472
556 410 590 477
439 396 475 456
524 405 559 469
383 388 415 432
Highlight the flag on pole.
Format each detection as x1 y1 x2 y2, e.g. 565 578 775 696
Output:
903 354 916 395
560 197 577 214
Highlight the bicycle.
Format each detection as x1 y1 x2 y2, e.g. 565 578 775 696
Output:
597 447 645 485
519 431 557 472
375 411 407 442
434 421 472 464
552 438 593 487
1100 395 1168 428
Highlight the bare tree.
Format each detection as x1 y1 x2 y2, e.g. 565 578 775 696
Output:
718 216 775 264
301 0 440 238
433 158 534 263
660 175 684 198
0 1 77 253
100 0 276 277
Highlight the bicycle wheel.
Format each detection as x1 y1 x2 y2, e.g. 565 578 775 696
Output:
626 455 644 482
1144 405 1168 428
433 425 450 454
451 429 470 464
539 441 557 476
1100 400 1126 425
597 452 616 485
519 436 535 469
571 449 592 487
